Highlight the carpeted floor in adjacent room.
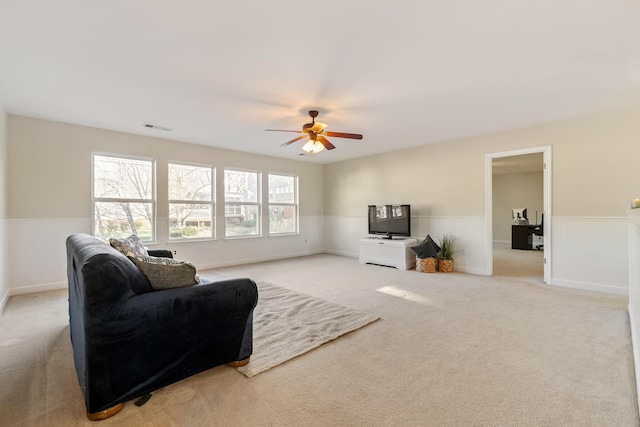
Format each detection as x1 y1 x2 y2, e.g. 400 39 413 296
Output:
1 248 638 426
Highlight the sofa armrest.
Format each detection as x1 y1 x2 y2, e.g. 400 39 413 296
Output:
147 249 173 258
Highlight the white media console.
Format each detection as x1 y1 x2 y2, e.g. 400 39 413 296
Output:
359 237 418 270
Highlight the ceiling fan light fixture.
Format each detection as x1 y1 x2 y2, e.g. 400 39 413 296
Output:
302 140 315 153
266 110 363 154
302 139 325 154
312 141 325 154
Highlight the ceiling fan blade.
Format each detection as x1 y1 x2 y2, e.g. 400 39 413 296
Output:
317 136 336 150
311 121 328 132
323 131 363 140
265 129 305 133
280 135 308 146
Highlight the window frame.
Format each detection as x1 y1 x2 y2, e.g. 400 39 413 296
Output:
92 152 156 243
267 172 299 236
168 161 215 241
223 167 261 239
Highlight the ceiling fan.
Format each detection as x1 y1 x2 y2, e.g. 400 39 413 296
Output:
265 110 363 154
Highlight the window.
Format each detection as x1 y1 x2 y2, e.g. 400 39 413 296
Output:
268 173 298 235
168 163 214 239
93 154 155 242
224 169 260 237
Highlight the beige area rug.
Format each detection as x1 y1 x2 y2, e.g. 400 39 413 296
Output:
236 282 380 377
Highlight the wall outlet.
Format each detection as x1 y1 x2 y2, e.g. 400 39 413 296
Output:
173 250 177 255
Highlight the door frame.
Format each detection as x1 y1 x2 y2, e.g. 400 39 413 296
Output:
485 146 552 283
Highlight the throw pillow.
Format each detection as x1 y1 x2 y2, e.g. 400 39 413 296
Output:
110 235 148 258
129 255 200 291
411 234 441 259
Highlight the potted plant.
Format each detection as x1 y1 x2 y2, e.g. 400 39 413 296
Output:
438 234 456 272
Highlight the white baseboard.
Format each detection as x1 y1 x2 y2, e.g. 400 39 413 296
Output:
4 256 624 299
9 281 67 296
197 250 326 270
459 266 491 276
550 278 628 296
324 249 358 258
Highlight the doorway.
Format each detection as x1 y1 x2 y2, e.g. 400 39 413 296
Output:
485 146 551 284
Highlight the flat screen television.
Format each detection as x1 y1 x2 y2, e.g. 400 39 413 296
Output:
368 205 411 239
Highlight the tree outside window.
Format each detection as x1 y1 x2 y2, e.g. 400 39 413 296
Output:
224 169 260 237
268 174 298 235
93 154 155 241
168 163 214 239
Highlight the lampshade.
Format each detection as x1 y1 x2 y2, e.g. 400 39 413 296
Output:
302 139 325 154
311 141 325 154
302 140 315 153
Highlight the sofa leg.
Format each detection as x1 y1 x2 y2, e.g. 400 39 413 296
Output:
86 403 124 421
227 357 250 367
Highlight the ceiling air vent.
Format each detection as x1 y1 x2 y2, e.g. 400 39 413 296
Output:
143 123 172 132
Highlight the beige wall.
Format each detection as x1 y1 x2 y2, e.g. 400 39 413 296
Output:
7 115 325 293
493 171 544 241
324 105 640 293
324 137 488 217
0 103 7 308
8 116 325 220
326 105 640 218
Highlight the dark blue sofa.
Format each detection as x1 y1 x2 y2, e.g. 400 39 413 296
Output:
66 233 258 419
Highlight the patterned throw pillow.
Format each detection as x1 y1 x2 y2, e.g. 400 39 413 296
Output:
129 255 200 291
110 235 148 258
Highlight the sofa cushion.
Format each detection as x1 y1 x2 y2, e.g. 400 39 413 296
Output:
129 255 200 290
412 234 441 259
110 235 148 258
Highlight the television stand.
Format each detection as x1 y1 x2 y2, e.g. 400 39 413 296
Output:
359 237 418 270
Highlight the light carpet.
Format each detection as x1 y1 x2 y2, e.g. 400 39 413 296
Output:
237 282 380 377
1 253 638 426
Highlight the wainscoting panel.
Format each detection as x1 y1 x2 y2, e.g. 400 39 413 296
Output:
155 215 325 270
323 215 368 258
324 215 488 275
8 218 92 294
627 211 640 414
149 238 325 271
6 215 631 297
551 217 628 295
412 216 488 275
7 216 324 294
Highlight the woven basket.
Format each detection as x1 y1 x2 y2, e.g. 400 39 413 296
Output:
416 257 437 273
439 259 454 273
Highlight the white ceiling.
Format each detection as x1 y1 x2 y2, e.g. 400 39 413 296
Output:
1 1 640 164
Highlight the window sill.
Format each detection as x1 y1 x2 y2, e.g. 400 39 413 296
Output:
224 235 263 241
168 237 216 244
